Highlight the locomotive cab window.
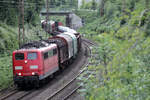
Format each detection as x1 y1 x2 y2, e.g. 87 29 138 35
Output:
48 50 53 57
28 53 37 60
44 52 48 59
15 53 24 60
43 49 57 59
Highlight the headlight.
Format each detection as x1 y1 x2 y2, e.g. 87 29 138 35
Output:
15 66 23 70
18 73 22 76
30 65 38 69
32 72 35 75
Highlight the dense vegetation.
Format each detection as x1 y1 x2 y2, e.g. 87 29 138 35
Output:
0 23 18 89
0 0 44 26
80 0 97 10
77 0 150 100
0 0 45 89
0 0 150 100
49 0 78 10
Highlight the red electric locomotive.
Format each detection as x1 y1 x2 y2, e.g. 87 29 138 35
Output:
13 43 59 87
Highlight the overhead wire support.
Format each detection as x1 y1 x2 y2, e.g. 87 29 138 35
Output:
18 0 25 48
18 0 21 48
46 0 49 23
45 0 49 36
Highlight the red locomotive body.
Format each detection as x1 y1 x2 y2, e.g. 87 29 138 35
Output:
13 44 58 86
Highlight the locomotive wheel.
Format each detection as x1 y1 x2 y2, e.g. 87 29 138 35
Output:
69 58 73 65
50 74 54 78
34 80 40 89
40 78 46 86
17 83 25 90
60 65 65 70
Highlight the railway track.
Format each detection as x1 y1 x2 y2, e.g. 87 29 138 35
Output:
64 39 95 100
0 39 95 100
45 39 94 100
0 89 18 100
0 83 15 95
45 58 89 100
82 38 97 46
0 89 35 100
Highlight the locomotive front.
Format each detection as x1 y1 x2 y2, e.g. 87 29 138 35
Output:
12 49 43 86
12 43 59 88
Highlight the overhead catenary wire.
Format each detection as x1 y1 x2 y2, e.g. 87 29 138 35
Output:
0 1 44 5
0 1 73 5
0 3 44 7
0 1 74 7
0 5 44 8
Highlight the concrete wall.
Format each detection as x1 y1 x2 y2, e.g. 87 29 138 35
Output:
70 14 83 30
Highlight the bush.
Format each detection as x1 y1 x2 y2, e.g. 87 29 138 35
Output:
0 22 18 55
77 1 150 100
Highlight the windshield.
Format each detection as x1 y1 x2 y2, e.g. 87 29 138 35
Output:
15 53 24 60
28 52 37 60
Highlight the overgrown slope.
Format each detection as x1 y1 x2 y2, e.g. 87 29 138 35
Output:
77 0 150 100
0 23 18 89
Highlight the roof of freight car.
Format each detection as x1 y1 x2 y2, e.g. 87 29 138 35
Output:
57 34 74 58
45 38 66 48
63 32 78 55
58 26 77 33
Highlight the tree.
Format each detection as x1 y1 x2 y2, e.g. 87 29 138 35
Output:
145 0 149 9
81 0 86 9
122 0 126 14
0 0 44 26
99 0 105 16
91 0 97 10
0 0 18 25
20 0 44 25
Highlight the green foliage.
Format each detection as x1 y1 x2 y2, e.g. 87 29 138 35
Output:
24 0 44 25
49 0 78 10
0 24 15 89
0 0 18 26
0 56 13 89
77 0 150 100
24 23 49 42
0 0 44 26
80 0 97 10
77 10 97 20
91 0 97 10
0 22 18 55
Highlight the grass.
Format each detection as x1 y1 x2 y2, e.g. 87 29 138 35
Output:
0 23 15 89
0 56 13 89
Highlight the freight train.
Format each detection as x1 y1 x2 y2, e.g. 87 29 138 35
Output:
12 25 81 88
